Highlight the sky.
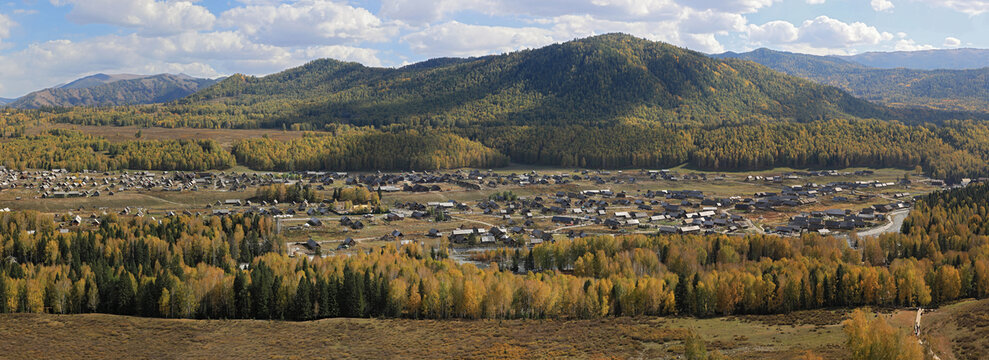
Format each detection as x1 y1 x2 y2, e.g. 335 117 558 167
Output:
0 0 987 98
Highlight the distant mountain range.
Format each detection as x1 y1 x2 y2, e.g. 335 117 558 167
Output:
713 48 989 112
4 73 218 109
837 48 989 70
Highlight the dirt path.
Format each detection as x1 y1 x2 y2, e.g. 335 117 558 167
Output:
551 223 592 232
916 308 943 360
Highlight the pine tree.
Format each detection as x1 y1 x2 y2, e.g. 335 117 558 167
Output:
0 272 7 313
233 271 250 318
293 276 313 320
341 265 366 318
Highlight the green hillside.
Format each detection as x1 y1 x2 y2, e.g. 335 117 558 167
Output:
178 33 884 129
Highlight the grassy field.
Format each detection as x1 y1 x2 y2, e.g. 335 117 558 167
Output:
0 310 862 359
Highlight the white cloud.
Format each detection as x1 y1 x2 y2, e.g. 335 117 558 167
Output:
894 39 934 51
50 0 215 35
747 20 799 43
379 0 685 24
746 16 903 54
923 0 989 15
871 0 895 12
686 0 779 13
681 9 747 34
798 16 893 47
0 13 15 40
401 13 733 57
943 36 962 47
378 0 478 23
402 21 557 57
219 0 397 47
806 0 827 4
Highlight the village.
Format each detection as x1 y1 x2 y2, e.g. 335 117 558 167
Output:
0 165 958 260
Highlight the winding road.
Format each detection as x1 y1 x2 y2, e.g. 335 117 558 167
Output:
856 208 910 238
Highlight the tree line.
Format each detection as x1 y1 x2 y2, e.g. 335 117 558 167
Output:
232 128 508 171
0 129 235 172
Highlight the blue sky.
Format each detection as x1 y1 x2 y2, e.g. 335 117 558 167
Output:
0 0 987 97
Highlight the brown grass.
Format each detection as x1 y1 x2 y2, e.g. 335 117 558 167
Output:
922 298 989 360
0 312 858 359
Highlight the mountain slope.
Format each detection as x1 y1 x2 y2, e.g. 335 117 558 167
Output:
35 34 989 180
182 33 885 129
9 74 218 109
714 48 989 112
838 48 989 70
0 98 12 106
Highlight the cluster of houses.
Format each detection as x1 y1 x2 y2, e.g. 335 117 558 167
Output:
540 189 752 234
13 169 343 198
446 226 552 246
775 202 911 235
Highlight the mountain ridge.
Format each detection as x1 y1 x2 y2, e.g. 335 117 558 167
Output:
713 48 989 112
8 73 218 109
837 48 989 70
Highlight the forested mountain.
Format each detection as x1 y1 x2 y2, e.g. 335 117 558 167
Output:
0 98 13 105
839 48 989 70
172 33 886 129
713 48 989 112
8 74 218 109
13 34 989 180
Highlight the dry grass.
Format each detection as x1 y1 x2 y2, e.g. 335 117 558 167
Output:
922 298 989 360
0 312 861 359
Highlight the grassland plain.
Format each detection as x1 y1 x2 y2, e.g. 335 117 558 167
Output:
0 309 862 359
0 304 952 359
